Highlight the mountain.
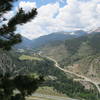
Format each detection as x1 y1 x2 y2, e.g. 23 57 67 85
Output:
39 32 100 82
15 30 87 49
1 31 100 100
31 30 87 48
14 37 32 49
31 32 73 48
1 50 99 100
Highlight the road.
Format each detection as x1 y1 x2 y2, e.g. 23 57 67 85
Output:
46 56 100 94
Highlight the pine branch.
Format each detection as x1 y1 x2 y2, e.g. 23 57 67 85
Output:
0 0 17 13
0 1 37 50
8 8 37 26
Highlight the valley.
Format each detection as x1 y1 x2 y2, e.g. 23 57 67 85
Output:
11 30 100 100
1 29 100 100
1 1 100 100
1 49 99 100
45 56 100 93
38 32 100 81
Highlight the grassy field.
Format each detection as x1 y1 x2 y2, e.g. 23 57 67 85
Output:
35 86 66 96
19 55 43 61
26 87 75 100
26 93 75 100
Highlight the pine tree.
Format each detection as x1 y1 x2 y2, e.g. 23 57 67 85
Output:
0 0 37 50
0 51 44 100
0 1 44 100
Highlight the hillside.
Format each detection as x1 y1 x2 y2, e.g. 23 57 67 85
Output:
38 32 100 83
1 30 100 100
0 50 99 100
15 30 87 49
14 37 32 49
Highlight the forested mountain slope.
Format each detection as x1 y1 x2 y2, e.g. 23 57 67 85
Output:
1 30 100 100
0 50 99 100
39 32 100 81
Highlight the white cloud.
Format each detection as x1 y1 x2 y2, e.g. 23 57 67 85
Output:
0 1 36 26
16 0 100 39
18 1 36 13
0 11 15 26
38 3 59 18
3 11 14 20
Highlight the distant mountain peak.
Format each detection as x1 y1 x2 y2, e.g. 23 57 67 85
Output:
15 30 88 49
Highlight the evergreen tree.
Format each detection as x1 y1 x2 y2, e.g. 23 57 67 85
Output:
0 1 44 100
0 51 44 100
0 0 37 50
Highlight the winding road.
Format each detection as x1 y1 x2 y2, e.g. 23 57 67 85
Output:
46 56 100 94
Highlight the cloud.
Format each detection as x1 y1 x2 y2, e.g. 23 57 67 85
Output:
16 0 100 39
38 3 59 18
17 2 60 39
0 1 36 26
0 11 15 26
18 1 36 13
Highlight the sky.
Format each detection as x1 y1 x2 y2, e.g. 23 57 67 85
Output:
3 0 100 39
